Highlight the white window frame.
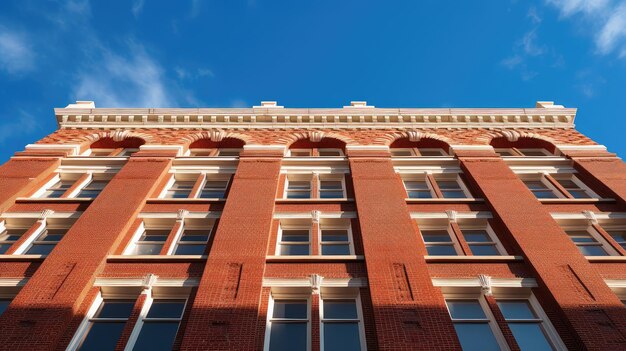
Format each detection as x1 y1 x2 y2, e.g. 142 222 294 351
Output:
458 223 507 256
317 148 344 157
432 174 473 199
216 148 242 157
562 225 619 256
124 222 172 256
317 174 347 199
276 223 312 256
601 225 626 250
520 174 565 199
390 148 415 157
517 148 552 156
319 291 367 351
0 221 31 255
417 148 448 156
125 293 188 350
264 293 312 351
444 295 510 351
420 225 463 256
318 220 355 256
167 220 214 256
283 175 313 199
197 174 231 199
552 174 600 199
402 175 436 199
160 174 197 199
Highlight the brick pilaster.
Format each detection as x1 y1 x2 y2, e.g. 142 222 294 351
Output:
0 157 61 213
347 150 461 351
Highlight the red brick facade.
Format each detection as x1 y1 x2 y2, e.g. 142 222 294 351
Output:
0 104 624 350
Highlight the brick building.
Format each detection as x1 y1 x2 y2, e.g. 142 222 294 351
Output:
0 100 624 350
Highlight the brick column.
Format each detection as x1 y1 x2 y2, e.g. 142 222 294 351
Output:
0 157 61 213
459 155 626 350
180 150 282 351
569 154 626 205
0 157 172 350
347 149 461 351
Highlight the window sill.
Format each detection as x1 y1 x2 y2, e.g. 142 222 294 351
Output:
586 256 626 262
107 255 208 262
424 255 522 262
16 197 95 203
146 198 226 203
0 254 46 261
405 198 484 203
539 198 615 203
275 198 354 203
266 255 364 262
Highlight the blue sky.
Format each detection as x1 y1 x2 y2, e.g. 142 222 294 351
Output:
0 0 625 162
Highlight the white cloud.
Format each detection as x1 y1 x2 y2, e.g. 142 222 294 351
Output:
501 55 523 69
132 0 145 17
546 0 626 57
0 110 40 143
528 6 542 23
0 28 35 75
521 29 546 56
175 66 214 80
74 43 176 107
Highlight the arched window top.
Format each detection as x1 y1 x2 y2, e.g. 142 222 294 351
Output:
490 136 557 156
287 137 346 157
389 137 451 157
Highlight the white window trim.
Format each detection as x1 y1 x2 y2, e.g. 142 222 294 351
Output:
435 174 473 199
444 295 510 351
167 221 214 256
402 175 437 199
31 174 62 198
319 292 367 351
318 221 355 256
66 292 107 351
517 148 552 156
65 173 94 198
197 173 231 199
459 223 508 256
317 148 344 157
276 224 311 256
417 148 448 156
520 174 565 199
264 293 312 351
390 148 416 157
562 225 619 256
283 175 313 199
559 174 600 199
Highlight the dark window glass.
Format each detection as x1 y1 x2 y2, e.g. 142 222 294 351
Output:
78 323 126 351
323 323 361 351
269 322 307 351
174 244 205 255
0 299 10 316
470 245 500 256
453 324 500 351
508 324 554 351
447 300 487 319
132 322 180 351
280 244 310 255
272 300 307 319
96 301 135 318
146 300 185 318
321 244 351 255
324 300 358 319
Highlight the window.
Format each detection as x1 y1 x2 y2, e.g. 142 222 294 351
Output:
131 299 187 350
495 148 552 157
216 149 241 157
88 148 138 157
606 228 626 250
320 221 353 256
188 149 213 156
0 227 27 254
76 299 135 350
552 175 596 199
277 227 310 256
318 149 343 157
421 229 459 256
390 148 448 157
0 298 10 316
460 227 502 256
446 299 502 351
76 179 109 198
24 227 67 255
265 289 366 351
132 228 170 255
188 148 242 157
321 298 364 351
267 299 309 351
165 180 195 199
40 179 73 198
319 176 345 199
523 179 559 199
288 149 343 157
564 228 615 256
285 177 312 199
497 300 556 350
289 149 313 157
403 174 472 199
198 178 229 199
172 227 211 255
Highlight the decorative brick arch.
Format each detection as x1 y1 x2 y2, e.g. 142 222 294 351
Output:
182 130 253 147
373 130 454 146
275 131 357 147
485 130 558 144
486 130 559 153
82 130 152 149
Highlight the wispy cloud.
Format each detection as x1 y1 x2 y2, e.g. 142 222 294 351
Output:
501 7 548 80
131 0 145 17
175 66 214 80
547 0 626 57
74 42 177 107
0 109 40 143
0 27 35 75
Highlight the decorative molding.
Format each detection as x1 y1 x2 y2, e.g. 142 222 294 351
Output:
345 145 390 151
478 274 493 296
411 211 493 219
242 144 287 151
445 210 458 223
310 274 323 295
25 144 82 156
556 144 607 151
262 277 368 288
94 277 200 287
273 211 357 219
431 277 538 288
139 144 184 155
581 210 599 225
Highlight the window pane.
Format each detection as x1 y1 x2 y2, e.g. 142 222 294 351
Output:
566 231 595 242
0 244 11 254
453 324 500 351
146 300 185 318
272 300 307 319
132 322 180 351
442 190 466 199
280 244 310 255
521 149 549 156
324 300 358 319
140 230 170 242
287 191 311 199
167 190 191 199
391 149 412 156
0 299 10 316
25 244 55 255
288 181 310 189
462 230 490 242
320 181 342 190
578 245 608 256
0 229 25 241
180 230 210 242
269 322 307 351
568 190 591 199
217 150 240 156
404 181 429 190
323 322 361 351
320 191 344 199
174 244 206 255
525 181 548 190
319 150 342 156
418 149 445 156
533 190 558 199
470 245 499 256
496 149 516 156
134 244 163 255
321 244 351 255
199 190 225 198
497 301 536 319
607 230 626 247
447 300 486 319
408 190 433 199
426 245 457 256
321 230 349 242
78 322 125 351
281 231 309 241
422 230 452 242
508 323 554 351
77 190 101 198
95 301 135 318
437 181 462 190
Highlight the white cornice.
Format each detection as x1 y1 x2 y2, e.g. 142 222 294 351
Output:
54 106 577 129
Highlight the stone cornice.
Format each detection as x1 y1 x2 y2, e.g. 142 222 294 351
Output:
54 106 577 129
